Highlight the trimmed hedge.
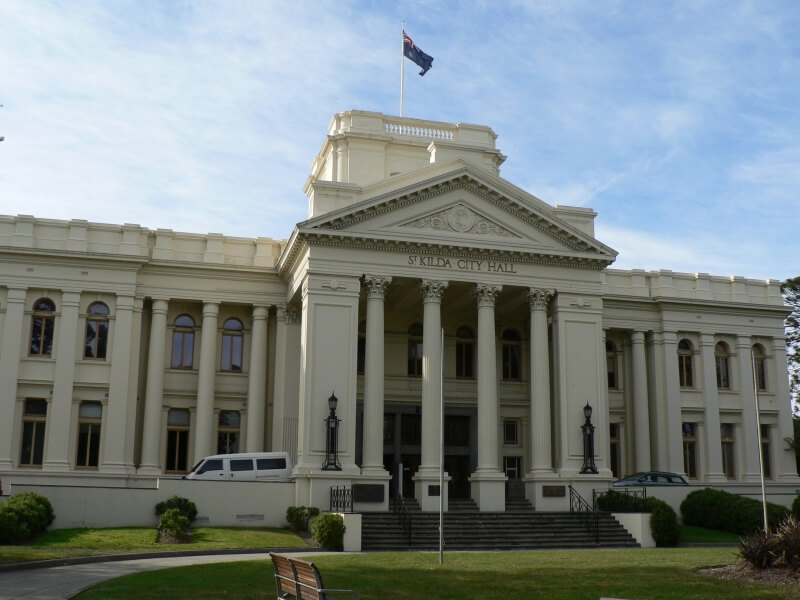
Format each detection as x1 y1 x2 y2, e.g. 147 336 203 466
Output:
596 489 679 546
681 488 788 535
286 506 320 531
0 492 55 543
310 512 345 551
155 495 197 523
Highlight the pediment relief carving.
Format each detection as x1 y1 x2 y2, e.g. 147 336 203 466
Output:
399 203 520 238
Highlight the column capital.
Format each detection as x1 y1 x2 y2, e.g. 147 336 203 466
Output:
202 302 220 317
286 303 301 324
6 287 28 303
420 279 448 302
115 294 136 311
734 334 752 350
252 305 270 321
151 298 169 315
630 330 646 344
475 284 501 307
527 288 553 311
699 333 716 346
363 275 392 299
61 291 81 307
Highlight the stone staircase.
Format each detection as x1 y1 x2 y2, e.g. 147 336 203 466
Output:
361 498 639 551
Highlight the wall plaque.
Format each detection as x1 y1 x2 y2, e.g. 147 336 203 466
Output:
352 484 385 503
542 485 566 497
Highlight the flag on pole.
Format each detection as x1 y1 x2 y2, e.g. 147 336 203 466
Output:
403 31 433 76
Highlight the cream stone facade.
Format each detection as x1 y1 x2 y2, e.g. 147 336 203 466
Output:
0 110 797 518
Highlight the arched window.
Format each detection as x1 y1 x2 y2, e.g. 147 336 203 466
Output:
455 325 475 378
502 328 522 381
752 344 767 391
29 298 56 357
217 410 240 454
715 342 730 389
221 318 244 372
407 323 423 377
165 408 190 473
171 315 196 369
606 340 618 389
357 320 366 375
76 402 102 469
84 302 110 360
678 339 694 388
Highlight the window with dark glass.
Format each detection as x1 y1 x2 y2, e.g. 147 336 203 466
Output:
455 326 474 378
230 458 254 472
257 457 287 470
753 344 767 391
20 398 47 467
503 420 519 446
682 422 698 479
502 329 522 381
678 339 694 387
401 413 421 444
609 423 620 479
357 320 366 375
165 408 190 473
444 415 470 446
606 341 618 389
383 413 395 445
217 410 240 454
171 315 195 369
720 423 735 479
503 456 522 480
84 302 110 360
407 323 423 377
221 318 244 372
761 424 772 479
76 402 102 469
29 298 56 357
715 342 730 389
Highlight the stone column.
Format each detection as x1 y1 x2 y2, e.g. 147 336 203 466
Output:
771 337 800 481
652 331 684 472
44 291 81 471
271 305 288 452
102 294 135 474
0 287 27 469
735 335 761 481
245 305 270 452
139 299 169 473
362 275 391 475
470 283 506 511
414 279 449 511
527 288 553 474
699 334 726 482
194 302 220 461
630 330 651 473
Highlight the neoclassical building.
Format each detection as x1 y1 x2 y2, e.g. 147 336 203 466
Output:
0 110 796 512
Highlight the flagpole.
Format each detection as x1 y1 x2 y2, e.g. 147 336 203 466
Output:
439 327 444 565
400 20 405 117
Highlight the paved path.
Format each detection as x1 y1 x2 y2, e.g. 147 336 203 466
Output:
0 552 276 600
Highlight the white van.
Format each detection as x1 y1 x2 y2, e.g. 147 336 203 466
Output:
184 452 292 482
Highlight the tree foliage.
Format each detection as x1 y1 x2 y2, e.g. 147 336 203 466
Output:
782 277 800 413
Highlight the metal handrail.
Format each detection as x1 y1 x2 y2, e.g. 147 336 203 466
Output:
569 485 599 542
329 485 353 513
392 496 412 544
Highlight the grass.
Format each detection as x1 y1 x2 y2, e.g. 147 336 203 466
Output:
0 527 306 564
73 548 800 600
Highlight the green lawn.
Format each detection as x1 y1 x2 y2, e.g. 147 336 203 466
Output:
0 527 306 563
73 548 799 600
679 525 740 544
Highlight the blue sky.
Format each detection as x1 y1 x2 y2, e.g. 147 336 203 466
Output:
1 1 798 280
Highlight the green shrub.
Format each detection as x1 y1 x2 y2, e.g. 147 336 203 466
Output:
739 528 781 569
286 506 319 531
776 515 800 570
647 498 680 547
596 489 649 513
681 488 788 535
0 492 54 543
158 508 191 540
310 512 345 551
791 495 800 520
155 495 197 523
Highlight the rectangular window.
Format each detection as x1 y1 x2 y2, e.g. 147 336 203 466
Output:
220 334 243 372
76 402 102 469
761 424 772 480
217 410 240 454
456 341 474 378
715 356 730 389
30 315 55 356
165 408 190 473
502 345 521 381
609 423 620 479
444 415 470 447
682 422 698 479
20 398 47 467
84 320 109 359
400 413 421 445
383 413 395 445
755 357 767 391
171 330 194 368
720 423 735 480
679 355 693 387
503 456 522 480
407 340 423 376
503 420 519 446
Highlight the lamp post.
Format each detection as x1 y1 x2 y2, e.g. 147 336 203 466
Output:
322 392 342 471
580 402 598 474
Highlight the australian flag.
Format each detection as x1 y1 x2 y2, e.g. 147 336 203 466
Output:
403 32 433 76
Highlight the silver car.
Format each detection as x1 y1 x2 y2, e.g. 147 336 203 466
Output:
612 471 688 487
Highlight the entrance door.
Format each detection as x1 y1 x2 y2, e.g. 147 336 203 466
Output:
445 454 471 499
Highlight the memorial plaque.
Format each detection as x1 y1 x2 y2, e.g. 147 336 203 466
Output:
542 485 566 497
352 484 385 503
428 485 441 497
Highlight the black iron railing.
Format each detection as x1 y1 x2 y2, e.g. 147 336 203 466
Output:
569 485 599 542
392 496 412 544
329 485 353 513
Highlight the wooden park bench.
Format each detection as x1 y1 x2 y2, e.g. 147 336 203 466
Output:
270 552 360 600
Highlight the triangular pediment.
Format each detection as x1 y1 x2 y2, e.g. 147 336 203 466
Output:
281 161 617 273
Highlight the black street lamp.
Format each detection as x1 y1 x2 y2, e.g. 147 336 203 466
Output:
580 402 598 474
322 391 341 471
